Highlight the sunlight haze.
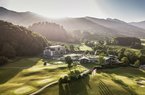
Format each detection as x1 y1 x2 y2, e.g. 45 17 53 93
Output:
0 0 145 22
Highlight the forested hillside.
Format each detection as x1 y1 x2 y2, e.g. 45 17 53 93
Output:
0 20 48 58
28 22 73 42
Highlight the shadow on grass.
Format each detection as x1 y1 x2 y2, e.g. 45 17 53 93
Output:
59 75 91 95
80 63 97 69
0 58 40 84
100 67 145 78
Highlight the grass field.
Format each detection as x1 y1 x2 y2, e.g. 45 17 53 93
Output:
0 57 86 95
79 43 93 51
141 39 145 46
37 67 145 95
1 56 145 95
101 67 145 95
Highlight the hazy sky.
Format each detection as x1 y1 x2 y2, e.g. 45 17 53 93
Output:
0 0 145 22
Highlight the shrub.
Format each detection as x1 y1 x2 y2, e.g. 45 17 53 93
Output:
65 56 73 69
0 56 8 66
124 50 138 64
121 57 129 65
63 76 69 83
99 56 105 65
0 43 16 58
139 55 145 65
118 48 126 60
134 60 140 68
140 49 145 55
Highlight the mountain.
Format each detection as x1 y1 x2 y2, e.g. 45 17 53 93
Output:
0 7 47 26
0 20 48 58
52 17 120 37
83 17 145 38
28 22 73 42
130 21 145 30
1 7 145 38
51 17 145 38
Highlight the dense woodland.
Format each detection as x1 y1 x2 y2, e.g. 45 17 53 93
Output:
0 20 48 60
28 22 73 42
114 37 142 49
84 40 145 66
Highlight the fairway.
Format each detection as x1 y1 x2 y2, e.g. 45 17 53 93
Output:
37 67 145 95
79 43 93 51
37 73 129 95
1 57 145 95
0 57 86 95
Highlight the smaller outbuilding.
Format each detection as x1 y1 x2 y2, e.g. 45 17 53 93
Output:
104 55 121 65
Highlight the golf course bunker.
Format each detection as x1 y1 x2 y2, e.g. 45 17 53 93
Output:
136 79 145 87
54 61 64 64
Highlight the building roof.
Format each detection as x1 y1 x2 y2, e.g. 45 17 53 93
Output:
49 45 63 48
79 56 90 60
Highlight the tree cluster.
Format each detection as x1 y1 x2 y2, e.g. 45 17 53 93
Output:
114 37 142 49
0 20 48 59
28 22 73 42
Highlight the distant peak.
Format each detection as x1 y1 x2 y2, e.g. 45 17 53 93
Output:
22 11 34 15
106 18 126 23
0 7 8 11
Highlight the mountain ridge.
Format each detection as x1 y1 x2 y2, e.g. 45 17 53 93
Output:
1 7 145 38
130 21 145 30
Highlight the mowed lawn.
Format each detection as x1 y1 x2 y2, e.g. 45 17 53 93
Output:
101 67 145 95
38 74 129 95
0 57 86 95
38 67 145 95
79 43 93 51
141 39 145 46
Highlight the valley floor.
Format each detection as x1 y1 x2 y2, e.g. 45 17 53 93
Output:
0 57 145 95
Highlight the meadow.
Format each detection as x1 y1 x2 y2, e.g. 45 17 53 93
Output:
37 67 145 95
0 57 86 95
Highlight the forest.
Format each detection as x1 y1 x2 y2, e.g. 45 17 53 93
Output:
0 20 48 65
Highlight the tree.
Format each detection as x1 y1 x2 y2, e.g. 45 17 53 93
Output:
65 56 73 70
139 55 145 65
98 40 104 45
1 43 16 58
114 37 141 47
69 45 75 52
0 20 47 58
121 57 129 65
118 48 126 60
124 50 138 64
99 56 105 65
140 49 145 55
0 56 8 66
134 60 140 68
